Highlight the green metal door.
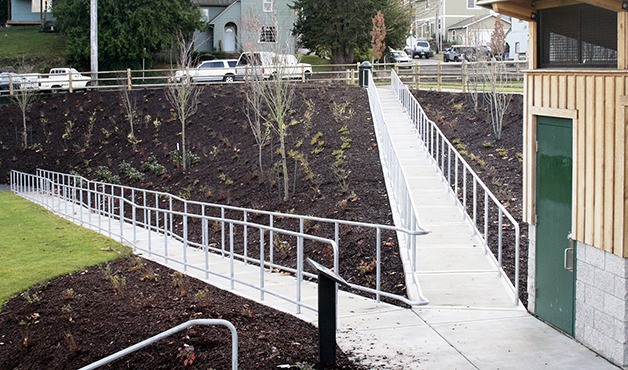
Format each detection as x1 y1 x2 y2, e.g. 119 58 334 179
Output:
535 116 574 335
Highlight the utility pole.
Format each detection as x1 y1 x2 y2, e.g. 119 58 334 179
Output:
90 0 98 84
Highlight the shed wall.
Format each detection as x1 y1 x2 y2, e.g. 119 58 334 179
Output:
524 71 628 257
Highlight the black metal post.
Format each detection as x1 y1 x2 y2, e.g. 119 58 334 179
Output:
318 272 337 366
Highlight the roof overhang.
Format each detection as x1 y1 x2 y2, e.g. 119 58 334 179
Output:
476 0 627 22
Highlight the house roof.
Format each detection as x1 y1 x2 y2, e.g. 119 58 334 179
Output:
208 0 240 25
475 0 623 22
193 0 237 6
448 14 511 30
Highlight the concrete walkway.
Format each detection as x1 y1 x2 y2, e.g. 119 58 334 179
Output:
9 85 619 368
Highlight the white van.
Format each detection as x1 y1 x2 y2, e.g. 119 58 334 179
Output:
235 52 312 80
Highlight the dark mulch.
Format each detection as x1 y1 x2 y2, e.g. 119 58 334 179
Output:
0 85 524 369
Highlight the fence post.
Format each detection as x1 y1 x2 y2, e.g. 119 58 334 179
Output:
461 60 468 93
437 62 442 92
414 63 420 90
69 72 74 93
127 69 132 90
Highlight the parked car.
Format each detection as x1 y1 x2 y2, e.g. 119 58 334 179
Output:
38 68 91 91
444 46 463 62
235 52 312 80
444 45 493 62
386 49 414 68
411 40 433 59
174 59 237 83
0 72 22 94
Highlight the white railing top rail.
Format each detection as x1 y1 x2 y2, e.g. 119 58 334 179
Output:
34 168 429 238
79 319 238 370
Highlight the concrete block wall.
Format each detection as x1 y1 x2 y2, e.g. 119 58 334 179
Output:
575 242 628 367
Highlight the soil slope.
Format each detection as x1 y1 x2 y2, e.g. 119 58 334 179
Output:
0 85 524 369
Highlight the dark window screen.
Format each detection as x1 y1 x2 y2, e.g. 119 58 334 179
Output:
538 4 616 68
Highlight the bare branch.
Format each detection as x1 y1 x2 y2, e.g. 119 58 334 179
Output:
165 31 205 171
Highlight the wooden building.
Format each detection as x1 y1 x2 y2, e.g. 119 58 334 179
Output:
477 0 628 367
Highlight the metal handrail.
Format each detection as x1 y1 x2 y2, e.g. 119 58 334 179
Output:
10 169 430 307
387 70 520 305
79 319 238 370
366 70 430 304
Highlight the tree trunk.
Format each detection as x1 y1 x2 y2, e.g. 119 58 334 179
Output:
279 131 289 202
181 116 187 171
331 46 355 67
22 110 27 149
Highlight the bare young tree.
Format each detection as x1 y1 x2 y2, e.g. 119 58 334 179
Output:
484 62 511 140
370 10 386 61
165 31 204 171
484 18 511 140
120 87 138 141
11 63 39 149
241 13 296 202
465 20 485 113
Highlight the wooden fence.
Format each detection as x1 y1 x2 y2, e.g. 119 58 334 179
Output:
0 60 526 96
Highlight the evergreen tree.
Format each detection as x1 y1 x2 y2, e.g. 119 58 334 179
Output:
52 0 204 70
292 0 410 64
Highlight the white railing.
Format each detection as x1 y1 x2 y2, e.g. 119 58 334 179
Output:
387 70 521 305
366 72 431 305
79 319 238 370
10 169 430 310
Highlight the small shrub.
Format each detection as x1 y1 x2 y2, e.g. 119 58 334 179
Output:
119 161 144 182
311 147 323 155
172 271 188 297
95 166 120 184
140 267 158 282
356 260 376 275
22 290 41 305
110 275 127 294
310 132 323 146
177 344 196 366
496 148 508 158
483 141 493 148
63 288 75 300
61 304 73 322
170 150 183 168
187 151 200 167
194 288 211 304
142 156 167 176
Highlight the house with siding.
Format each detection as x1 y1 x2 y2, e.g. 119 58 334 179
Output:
446 13 510 46
193 0 297 54
409 0 527 56
6 0 52 25
477 0 628 367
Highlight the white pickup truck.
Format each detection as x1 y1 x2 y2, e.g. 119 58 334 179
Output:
235 52 312 80
38 68 92 91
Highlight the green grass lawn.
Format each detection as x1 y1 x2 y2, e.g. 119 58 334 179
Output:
0 26 67 60
0 192 131 308
300 54 333 72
